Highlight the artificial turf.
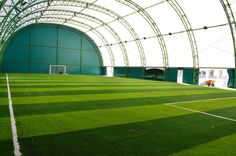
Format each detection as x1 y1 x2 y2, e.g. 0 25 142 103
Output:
0 73 236 156
0 73 14 156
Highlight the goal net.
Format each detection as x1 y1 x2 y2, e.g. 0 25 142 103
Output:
49 65 67 75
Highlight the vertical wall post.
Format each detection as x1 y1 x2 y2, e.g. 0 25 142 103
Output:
80 34 83 74
28 26 32 73
56 26 59 65
220 0 236 88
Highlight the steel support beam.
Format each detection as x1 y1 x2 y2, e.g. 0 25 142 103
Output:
116 0 168 72
167 0 199 84
0 0 147 67
4 8 132 66
4 15 115 68
219 0 236 88
0 0 8 10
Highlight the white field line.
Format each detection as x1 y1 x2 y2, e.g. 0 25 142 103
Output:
6 74 22 156
165 103 236 122
166 96 236 105
216 87 236 91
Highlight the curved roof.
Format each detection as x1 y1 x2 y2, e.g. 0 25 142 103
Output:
0 0 235 70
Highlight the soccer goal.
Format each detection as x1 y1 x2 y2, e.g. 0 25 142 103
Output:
49 65 67 75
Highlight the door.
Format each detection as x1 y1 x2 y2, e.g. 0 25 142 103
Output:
177 70 183 83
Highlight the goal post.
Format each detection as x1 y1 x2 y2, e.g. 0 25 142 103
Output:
49 65 67 75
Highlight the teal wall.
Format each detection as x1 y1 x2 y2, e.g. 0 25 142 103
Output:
0 46 3 71
127 67 144 78
183 68 197 84
166 67 197 84
114 67 127 77
166 68 178 82
113 67 196 82
114 67 144 78
1 24 102 74
227 69 235 88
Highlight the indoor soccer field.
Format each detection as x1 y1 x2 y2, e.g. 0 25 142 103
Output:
1 73 236 156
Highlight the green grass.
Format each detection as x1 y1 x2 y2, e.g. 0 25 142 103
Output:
1 73 236 156
0 73 14 156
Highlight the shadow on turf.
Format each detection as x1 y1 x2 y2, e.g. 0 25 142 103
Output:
0 139 14 156
0 92 236 117
0 87 211 97
8 81 165 84
19 112 236 156
6 84 176 89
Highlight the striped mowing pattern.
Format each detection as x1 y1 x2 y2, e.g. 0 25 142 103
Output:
6 74 21 156
1 73 236 156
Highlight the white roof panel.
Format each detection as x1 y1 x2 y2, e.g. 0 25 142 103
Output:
0 0 235 68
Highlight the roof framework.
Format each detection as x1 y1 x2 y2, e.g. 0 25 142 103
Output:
0 0 236 83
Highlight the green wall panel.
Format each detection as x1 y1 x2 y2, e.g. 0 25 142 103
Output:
67 66 81 74
0 51 3 71
31 46 57 64
3 63 29 73
81 66 101 75
4 43 29 63
82 51 100 66
31 64 49 73
11 27 29 44
166 68 178 82
113 67 144 78
2 24 102 75
31 25 57 46
127 67 144 78
58 28 81 49
58 48 80 65
183 68 194 84
114 67 127 77
82 37 95 50
101 67 106 75
227 69 235 88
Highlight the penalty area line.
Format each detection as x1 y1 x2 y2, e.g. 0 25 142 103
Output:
6 73 22 156
165 103 236 122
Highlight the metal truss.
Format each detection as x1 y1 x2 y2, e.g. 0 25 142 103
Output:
0 0 141 67
79 1 142 67
167 0 199 84
25 17 110 66
0 0 198 71
219 0 236 88
5 7 136 66
0 0 7 9
0 0 39 43
10 15 115 67
0 1 119 67
115 0 168 71
118 0 199 83
0 0 36 33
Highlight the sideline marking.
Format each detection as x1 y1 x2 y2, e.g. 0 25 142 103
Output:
6 73 22 156
166 96 236 105
165 103 236 122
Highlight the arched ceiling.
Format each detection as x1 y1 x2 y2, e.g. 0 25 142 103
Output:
0 0 236 75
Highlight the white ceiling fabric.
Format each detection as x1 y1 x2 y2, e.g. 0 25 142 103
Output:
0 0 235 68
